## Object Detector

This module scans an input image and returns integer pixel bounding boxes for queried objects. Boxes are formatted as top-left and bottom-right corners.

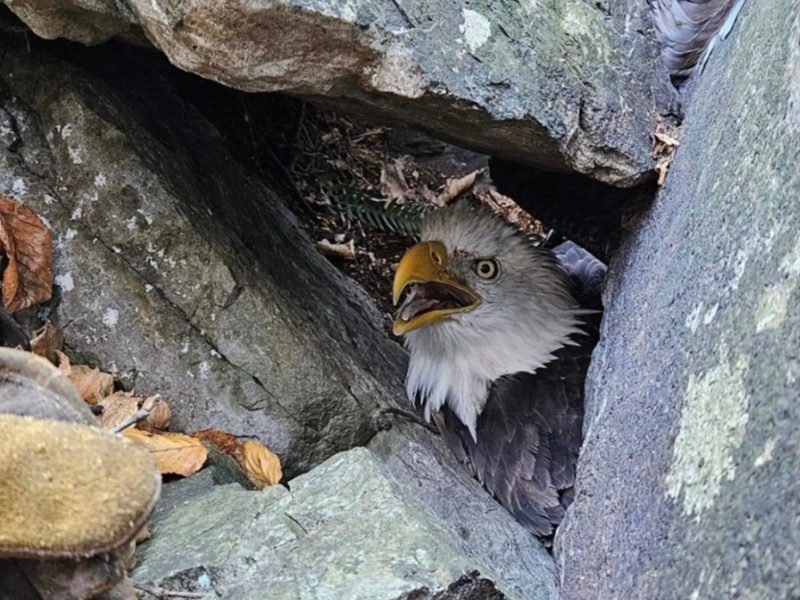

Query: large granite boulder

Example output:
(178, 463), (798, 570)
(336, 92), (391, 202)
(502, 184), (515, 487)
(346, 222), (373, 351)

(557, 2), (800, 598)
(135, 448), (554, 599)
(0, 38), (404, 476)
(2, 0), (675, 186)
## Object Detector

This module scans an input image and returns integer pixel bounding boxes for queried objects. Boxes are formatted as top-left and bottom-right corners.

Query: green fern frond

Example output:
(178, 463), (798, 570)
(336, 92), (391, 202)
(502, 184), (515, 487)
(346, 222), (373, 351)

(337, 193), (425, 238)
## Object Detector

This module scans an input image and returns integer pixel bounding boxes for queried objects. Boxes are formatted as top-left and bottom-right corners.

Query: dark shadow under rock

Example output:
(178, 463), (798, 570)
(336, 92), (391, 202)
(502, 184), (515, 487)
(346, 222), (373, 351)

(401, 571), (507, 600)
(490, 158), (658, 264)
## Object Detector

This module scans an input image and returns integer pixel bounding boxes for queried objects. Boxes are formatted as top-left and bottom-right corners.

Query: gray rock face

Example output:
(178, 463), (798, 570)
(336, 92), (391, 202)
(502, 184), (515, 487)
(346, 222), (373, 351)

(557, 2), (800, 598)
(134, 448), (554, 600)
(1, 0), (137, 45)
(0, 40), (405, 476)
(3, 0), (674, 186)
(370, 426), (555, 600)
(0, 40), (556, 598)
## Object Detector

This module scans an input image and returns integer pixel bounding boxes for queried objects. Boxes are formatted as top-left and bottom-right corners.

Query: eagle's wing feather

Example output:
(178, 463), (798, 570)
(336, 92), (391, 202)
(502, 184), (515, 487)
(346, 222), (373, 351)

(436, 244), (603, 537)
(648, 0), (746, 76)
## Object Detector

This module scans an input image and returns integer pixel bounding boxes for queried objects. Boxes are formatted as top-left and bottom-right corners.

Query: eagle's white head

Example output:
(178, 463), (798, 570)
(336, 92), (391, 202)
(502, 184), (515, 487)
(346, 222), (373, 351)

(392, 201), (584, 439)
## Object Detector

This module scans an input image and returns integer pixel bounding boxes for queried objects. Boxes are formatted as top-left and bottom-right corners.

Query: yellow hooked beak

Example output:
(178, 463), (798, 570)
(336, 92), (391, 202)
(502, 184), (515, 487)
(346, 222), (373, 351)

(392, 241), (481, 336)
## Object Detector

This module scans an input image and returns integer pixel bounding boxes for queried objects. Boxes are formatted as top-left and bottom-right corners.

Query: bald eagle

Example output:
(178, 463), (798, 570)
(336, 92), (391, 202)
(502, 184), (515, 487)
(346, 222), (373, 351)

(392, 201), (605, 536)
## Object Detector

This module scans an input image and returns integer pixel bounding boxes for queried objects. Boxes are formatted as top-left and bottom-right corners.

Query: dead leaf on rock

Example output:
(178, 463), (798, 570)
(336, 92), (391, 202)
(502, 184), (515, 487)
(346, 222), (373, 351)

(241, 440), (283, 488)
(30, 321), (64, 364)
(97, 391), (170, 432)
(134, 524), (151, 544)
(194, 429), (282, 488)
(653, 129), (680, 148)
(67, 364), (114, 405)
(193, 428), (242, 459)
(140, 397), (171, 432)
(53, 350), (114, 406)
(0, 196), (53, 313)
(651, 123), (681, 186)
(56, 349), (71, 374)
(473, 188), (546, 241)
(438, 170), (481, 205)
(97, 391), (140, 430)
(123, 428), (207, 477)
(106, 394), (165, 433)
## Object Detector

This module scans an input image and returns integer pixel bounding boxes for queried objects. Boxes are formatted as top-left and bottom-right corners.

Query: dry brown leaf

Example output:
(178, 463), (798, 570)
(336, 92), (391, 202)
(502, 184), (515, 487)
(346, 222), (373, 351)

(97, 391), (140, 429)
(651, 123), (680, 187)
(655, 157), (672, 186)
(0, 196), (53, 313)
(439, 170), (480, 205)
(316, 239), (356, 261)
(241, 440), (283, 488)
(134, 524), (151, 544)
(123, 428), (207, 477)
(56, 349), (71, 375)
(68, 364), (114, 405)
(653, 129), (680, 149)
(194, 430), (281, 488)
(473, 188), (547, 241)
(193, 428), (242, 459)
(379, 158), (411, 203)
(141, 397), (172, 431)
(56, 349), (114, 404)
(30, 321), (64, 364)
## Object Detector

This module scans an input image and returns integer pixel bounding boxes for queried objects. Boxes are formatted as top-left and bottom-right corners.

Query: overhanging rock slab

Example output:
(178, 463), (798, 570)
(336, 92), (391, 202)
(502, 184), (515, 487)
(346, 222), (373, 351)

(4, 0), (675, 186)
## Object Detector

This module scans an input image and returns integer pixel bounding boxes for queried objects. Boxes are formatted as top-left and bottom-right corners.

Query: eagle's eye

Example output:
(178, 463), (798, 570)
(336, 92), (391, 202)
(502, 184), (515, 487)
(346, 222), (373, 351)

(474, 258), (499, 280)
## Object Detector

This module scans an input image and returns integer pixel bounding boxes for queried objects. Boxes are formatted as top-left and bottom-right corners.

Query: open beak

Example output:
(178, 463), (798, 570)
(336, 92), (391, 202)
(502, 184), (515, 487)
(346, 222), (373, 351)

(392, 241), (481, 336)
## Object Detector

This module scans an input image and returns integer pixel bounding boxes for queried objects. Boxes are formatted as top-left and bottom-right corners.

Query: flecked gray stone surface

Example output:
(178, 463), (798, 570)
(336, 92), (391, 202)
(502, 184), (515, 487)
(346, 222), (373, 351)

(0, 41), (404, 476)
(557, 3), (800, 598)
(135, 448), (555, 600)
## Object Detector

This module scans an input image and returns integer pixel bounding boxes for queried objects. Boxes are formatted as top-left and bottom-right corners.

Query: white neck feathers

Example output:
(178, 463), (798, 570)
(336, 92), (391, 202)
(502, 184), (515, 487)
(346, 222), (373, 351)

(405, 275), (584, 439)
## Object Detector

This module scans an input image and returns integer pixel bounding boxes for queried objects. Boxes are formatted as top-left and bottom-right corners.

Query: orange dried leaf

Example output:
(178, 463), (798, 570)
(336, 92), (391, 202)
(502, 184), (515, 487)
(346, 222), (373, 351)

(30, 321), (64, 364)
(0, 196), (53, 313)
(123, 428), (207, 477)
(68, 364), (114, 405)
(241, 440), (282, 488)
(193, 428), (242, 458)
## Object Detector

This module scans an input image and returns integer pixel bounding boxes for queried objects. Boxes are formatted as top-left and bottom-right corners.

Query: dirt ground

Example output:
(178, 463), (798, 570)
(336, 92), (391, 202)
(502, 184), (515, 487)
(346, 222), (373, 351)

(286, 106), (546, 317)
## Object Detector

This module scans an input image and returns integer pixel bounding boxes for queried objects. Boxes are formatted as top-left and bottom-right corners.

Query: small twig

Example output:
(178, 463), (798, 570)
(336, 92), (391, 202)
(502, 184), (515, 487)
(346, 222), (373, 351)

(112, 395), (160, 434)
(372, 406), (439, 435)
(133, 581), (205, 599)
